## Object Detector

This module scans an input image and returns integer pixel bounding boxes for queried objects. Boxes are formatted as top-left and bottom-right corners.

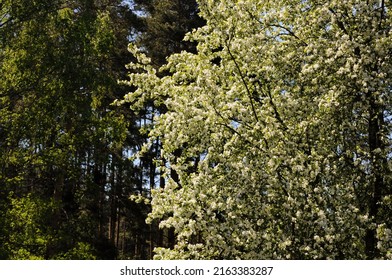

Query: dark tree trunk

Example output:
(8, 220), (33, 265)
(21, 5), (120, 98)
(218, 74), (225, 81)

(365, 94), (385, 259)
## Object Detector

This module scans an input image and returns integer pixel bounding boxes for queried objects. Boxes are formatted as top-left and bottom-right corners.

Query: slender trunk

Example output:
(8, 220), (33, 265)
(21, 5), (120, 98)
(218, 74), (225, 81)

(94, 164), (106, 240)
(365, 95), (385, 259)
(116, 207), (121, 249)
(109, 162), (117, 244)
(46, 168), (65, 258)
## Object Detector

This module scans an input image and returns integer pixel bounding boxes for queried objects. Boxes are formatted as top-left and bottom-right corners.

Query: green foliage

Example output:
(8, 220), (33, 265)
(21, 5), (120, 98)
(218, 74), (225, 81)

(3, 194), (98, 259)
(0, 0), (146, 259)
(56, 242), (97, 260)
(3, 194), (54, 259)
(124, 0), (392, 259)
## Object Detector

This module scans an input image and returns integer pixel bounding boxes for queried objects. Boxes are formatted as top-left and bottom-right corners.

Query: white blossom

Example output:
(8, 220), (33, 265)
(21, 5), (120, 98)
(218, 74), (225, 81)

(122, 0), (392, 259)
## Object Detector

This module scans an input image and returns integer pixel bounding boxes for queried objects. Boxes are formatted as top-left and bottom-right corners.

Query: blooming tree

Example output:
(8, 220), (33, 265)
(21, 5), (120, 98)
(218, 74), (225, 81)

(122, 0), (392, 259)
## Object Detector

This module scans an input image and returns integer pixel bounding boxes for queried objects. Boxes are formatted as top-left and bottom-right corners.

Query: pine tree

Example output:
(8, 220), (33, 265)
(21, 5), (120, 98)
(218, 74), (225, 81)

(134, 0), (205, 66)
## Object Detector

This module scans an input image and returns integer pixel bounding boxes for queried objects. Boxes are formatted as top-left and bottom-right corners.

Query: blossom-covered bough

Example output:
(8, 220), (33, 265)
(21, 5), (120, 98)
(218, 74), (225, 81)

(121, 0), (392, 259)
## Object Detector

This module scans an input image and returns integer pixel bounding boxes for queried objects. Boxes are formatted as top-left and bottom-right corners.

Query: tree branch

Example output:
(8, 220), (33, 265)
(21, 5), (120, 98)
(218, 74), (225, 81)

(269, 24), (308, 46)
(328, 8), (350, 37)
(225, 40), (259, 123)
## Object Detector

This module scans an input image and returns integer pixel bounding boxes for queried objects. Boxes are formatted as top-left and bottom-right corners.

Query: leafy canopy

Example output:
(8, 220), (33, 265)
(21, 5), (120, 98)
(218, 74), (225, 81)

(123, 0), (392, 259)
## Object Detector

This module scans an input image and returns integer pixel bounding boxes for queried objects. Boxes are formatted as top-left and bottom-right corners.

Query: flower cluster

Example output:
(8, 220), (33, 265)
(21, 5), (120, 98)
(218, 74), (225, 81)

(123, 0), (392, 259)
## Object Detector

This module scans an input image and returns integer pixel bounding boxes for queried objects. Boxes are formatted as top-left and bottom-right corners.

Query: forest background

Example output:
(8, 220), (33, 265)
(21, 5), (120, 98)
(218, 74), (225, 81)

(1, 0), (392, 260)
(0, 0), (203, 260)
